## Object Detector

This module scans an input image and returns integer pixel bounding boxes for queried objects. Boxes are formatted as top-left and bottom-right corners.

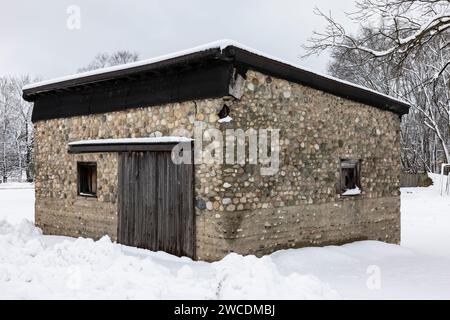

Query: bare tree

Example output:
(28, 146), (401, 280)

(399, 36), (450, 170)
(108, 51), (140, 66)
(78, 50), (140, 72)
(304, 0), (450, 172)
(0, 78), (14, 182)
(9, 76), (36, 181)
(0, 76), (38, 182)
(305, 0), (449, 81)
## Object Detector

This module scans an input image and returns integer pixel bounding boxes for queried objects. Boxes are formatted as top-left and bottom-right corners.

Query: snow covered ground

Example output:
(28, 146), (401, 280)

(0, 183), (34, 224)
(401, 174), (450, 258)
(0, 175), (449, 299)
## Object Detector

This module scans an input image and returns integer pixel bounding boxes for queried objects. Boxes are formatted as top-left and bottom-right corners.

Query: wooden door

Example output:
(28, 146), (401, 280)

(118, 150), (195, 258)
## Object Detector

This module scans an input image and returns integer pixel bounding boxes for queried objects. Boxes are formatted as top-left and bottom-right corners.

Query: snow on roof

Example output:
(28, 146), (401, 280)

(23, 39), (408, 106)
(22, 40), (236, 91)
(68, 137), (193, 146)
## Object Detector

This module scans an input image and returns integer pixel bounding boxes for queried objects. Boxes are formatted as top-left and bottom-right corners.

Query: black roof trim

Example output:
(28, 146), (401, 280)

(225, 46), (410, 116)
(23, 48), (223, 100)
(23, 43), (410, 116)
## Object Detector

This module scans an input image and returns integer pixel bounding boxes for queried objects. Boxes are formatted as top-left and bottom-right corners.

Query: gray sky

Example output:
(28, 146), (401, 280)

(0, 0), (357, 80)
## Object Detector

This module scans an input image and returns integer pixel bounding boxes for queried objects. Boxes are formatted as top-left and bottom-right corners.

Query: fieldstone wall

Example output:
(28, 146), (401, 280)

(33, 99), (224, 241)
(194, 70), (401, 261)
(34, 68), (401, 261)
(34, 150), (118, 240)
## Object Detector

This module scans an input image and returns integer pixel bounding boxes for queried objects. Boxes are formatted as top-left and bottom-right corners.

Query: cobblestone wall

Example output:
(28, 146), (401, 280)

(34, 69), (401, 261)
(34, 99), (223, 241)
(194, 70), (401, 261)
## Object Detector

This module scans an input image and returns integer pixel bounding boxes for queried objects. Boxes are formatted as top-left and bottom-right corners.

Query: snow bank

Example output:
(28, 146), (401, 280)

(0, 186), (34, 224)
(68, 137), (193, 146)
(401, 173), (450, 257)
(0, 220), (338, 299)
(2, 176), (450, 299)
(213, 253), (337, 299)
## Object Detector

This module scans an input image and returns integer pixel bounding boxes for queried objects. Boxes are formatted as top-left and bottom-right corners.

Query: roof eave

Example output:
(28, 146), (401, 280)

(22, 47), (223, 102)
(23, 43), (410, 116)
(225, 46), (410, 116)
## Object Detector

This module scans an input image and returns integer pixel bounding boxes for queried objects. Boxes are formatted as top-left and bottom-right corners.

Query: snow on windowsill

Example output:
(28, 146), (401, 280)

(218, 116), (233, 123)
(68, 136), (194, 146)
(78, 192), (97, 198)
(342, 187), (362, 196)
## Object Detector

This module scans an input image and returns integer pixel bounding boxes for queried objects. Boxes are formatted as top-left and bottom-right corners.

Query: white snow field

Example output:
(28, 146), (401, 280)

(0, 174), (449, 300)
(0, 183), (34, 224)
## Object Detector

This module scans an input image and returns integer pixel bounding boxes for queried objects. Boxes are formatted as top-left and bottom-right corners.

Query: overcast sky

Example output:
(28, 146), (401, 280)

(0, 0), (357, 81)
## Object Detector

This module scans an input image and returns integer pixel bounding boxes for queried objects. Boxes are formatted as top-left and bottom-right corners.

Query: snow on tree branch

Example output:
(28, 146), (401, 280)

(304, 0), (449, 68)
(306, 0), (450, 173)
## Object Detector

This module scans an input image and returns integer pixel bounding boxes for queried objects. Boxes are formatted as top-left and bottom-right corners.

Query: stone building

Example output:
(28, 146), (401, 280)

(22, 40), (409, 261)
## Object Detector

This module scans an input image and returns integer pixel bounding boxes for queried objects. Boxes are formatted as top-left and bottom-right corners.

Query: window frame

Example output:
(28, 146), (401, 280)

(77, 161), (98, 198)
(339, 159), (362, 197)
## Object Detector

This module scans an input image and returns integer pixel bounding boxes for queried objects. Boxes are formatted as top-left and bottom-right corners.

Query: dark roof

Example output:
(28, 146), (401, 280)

(23, 40), (410, 121)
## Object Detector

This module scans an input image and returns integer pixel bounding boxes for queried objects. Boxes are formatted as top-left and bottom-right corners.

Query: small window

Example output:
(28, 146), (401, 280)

(77, 162), (97, 197)
(340, 159), (361, 196)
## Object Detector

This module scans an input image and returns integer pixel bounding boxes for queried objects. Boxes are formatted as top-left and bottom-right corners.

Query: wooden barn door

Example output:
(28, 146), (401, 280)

(118, 150), (195, 258)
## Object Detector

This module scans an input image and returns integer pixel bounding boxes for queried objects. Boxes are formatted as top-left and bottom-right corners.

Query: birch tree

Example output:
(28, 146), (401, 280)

(0, 78), (14, 182)
(9, 76), (36, 181)
(0, 76), (37, 182)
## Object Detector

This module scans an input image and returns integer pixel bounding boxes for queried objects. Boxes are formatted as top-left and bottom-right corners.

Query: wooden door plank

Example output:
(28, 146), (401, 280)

(118, 150), (195, 258)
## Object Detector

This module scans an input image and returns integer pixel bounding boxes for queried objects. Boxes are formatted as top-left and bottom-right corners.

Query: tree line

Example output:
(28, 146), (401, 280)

(0, 76), (36, 182)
